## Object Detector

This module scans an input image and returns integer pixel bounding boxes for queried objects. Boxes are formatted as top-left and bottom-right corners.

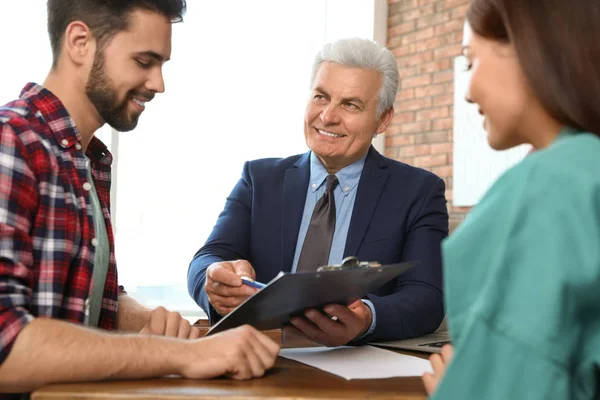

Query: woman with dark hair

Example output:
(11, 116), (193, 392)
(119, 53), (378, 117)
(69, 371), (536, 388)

(421, 0), (600, 398)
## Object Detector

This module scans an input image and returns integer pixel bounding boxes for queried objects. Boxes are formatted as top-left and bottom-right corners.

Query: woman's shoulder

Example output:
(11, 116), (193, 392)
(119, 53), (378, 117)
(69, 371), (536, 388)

(526, 132), (600, 176)
(491, 132), (600, 202)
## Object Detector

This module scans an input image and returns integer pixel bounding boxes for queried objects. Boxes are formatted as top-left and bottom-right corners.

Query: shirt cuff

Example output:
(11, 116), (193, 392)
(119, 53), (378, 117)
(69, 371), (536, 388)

(0, 307), (35, 365)
(355, 299), (376, 341)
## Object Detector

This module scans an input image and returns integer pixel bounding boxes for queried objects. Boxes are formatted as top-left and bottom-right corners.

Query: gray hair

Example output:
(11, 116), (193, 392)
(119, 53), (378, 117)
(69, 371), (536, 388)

(311, 38), (399, 118)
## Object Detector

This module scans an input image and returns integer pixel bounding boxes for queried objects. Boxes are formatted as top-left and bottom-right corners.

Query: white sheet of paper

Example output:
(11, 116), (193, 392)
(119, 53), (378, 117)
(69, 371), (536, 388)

(280, 345), (433, 380)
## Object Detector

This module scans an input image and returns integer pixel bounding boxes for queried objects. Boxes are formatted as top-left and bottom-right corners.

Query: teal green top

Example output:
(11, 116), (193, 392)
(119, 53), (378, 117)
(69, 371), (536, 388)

(85, 160), (110, 328)
(433, 130), (600, 399)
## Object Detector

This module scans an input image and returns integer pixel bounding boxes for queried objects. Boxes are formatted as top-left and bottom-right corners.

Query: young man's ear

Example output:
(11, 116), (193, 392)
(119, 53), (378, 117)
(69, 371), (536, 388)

(62, 21), (95, 66)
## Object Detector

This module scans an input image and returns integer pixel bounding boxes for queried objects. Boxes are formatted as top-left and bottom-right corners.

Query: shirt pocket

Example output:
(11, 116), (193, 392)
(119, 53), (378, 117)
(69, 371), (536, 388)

(54, 170), (83, 258)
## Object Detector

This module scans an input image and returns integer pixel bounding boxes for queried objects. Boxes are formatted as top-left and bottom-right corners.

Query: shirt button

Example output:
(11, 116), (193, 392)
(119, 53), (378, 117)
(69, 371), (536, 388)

(61, 139), (69, 147)
(75, 143), (82, 150)
(83, 182), (92, 191)
(344, 187), (350, 192)
(91, 238), (98, 247)
(312, 184), (317, 188)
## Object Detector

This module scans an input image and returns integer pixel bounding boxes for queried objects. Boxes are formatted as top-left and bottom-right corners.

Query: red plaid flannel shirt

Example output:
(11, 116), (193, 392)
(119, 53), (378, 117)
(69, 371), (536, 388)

(0, 83), (123, 366)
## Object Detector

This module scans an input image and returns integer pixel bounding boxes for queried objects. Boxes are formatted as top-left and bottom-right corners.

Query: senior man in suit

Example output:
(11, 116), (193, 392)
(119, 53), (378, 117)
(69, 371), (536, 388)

(188, 38), (449, 346)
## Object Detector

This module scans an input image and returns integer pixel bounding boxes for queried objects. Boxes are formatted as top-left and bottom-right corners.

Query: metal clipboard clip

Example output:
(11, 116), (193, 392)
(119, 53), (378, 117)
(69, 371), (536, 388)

(316, 256), (382, 272)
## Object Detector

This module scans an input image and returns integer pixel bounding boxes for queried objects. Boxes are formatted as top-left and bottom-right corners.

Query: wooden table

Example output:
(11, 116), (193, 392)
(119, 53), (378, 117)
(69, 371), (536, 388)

(32, 320), (429, 400)
(32, 356), (427, 400)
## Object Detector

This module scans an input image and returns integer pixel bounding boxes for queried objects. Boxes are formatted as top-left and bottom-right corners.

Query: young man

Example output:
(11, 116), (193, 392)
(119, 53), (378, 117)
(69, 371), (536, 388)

(0, 1), (278, 396)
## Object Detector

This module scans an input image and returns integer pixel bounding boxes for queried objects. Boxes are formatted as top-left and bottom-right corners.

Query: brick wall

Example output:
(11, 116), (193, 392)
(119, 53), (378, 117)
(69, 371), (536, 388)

(385, 0), (471, 225)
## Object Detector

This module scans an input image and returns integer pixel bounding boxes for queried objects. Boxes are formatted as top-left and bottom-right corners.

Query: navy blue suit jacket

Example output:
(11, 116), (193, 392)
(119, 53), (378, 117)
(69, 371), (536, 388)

(188, 147), (448, 342)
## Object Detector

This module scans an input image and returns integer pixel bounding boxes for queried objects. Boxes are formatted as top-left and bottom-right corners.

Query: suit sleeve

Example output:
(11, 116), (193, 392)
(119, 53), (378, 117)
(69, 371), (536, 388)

(361, 177), (448, 343)
(187, 161), (253, 323)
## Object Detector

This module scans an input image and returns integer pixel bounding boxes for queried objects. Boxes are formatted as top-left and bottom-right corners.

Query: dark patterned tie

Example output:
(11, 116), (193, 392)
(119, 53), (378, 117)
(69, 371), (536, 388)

(296, 174), (339, 272)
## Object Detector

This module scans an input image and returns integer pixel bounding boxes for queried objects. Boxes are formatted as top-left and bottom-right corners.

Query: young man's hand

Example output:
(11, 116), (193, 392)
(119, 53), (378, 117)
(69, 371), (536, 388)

(140, 306), (202, 339)
(178, 325), (280, 380)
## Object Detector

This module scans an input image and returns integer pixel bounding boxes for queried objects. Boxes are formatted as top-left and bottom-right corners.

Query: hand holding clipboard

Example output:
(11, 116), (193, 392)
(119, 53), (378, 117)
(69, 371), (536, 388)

(206, 257), (416, 336)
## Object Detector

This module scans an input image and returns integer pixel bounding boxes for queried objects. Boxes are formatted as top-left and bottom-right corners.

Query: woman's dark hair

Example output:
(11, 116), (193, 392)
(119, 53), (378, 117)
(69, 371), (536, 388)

(467, 0), (600, 137)
(47, 0), (186, 66)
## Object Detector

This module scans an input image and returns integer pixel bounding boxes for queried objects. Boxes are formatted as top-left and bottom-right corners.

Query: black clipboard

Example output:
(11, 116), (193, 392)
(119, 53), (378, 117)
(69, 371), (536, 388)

(206, 260), (416, 335)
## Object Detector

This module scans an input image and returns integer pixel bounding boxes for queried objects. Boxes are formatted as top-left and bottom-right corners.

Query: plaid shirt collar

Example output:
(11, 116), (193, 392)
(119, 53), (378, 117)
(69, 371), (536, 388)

(21, 82), (113, 166)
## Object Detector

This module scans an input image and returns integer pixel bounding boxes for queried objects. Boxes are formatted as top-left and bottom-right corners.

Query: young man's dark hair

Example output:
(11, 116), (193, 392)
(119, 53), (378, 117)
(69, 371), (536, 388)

(47, 0), (187, 65)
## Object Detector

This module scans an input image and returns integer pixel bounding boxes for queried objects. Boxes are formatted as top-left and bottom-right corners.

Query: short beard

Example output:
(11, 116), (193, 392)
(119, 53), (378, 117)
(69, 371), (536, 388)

(85, 49), (140, 132)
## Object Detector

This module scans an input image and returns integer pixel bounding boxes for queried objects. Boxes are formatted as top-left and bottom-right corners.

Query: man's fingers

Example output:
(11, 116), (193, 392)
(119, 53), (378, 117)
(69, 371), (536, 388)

(215, 307), (235, 316)
(243, 328), (279, 376)
(210, 282), (256, 297)
(209, 265), (243, 287)
(206, 261), (235, 280)
(244, 347), (266, 378)
(165, 312), (183, 337)
(206, 263), (255, 315)
(177, 318), (192, 339)
(212, 304), (239, 316)
(305, 309), (344, 333)
(251, 342), (277, 376)
(189, 326), (203, 339)
(346, 299), (363, 309)
(220, 307), (237, 316)
(228, 362), (251, 381)
(290, 316), (326, 343)
(254, 330), (281, 363)
(231, 260), (256, 280)
(282, 324), (310, 343)
(146, 307), (167, 335)
(323, 304), (357, 326)
(209, 293), (248, 309)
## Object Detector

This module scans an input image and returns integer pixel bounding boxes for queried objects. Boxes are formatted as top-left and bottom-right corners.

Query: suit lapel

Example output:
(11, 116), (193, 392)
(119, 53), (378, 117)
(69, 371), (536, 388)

(344, 147), (390, 257)
(281, 152), (311, 272)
